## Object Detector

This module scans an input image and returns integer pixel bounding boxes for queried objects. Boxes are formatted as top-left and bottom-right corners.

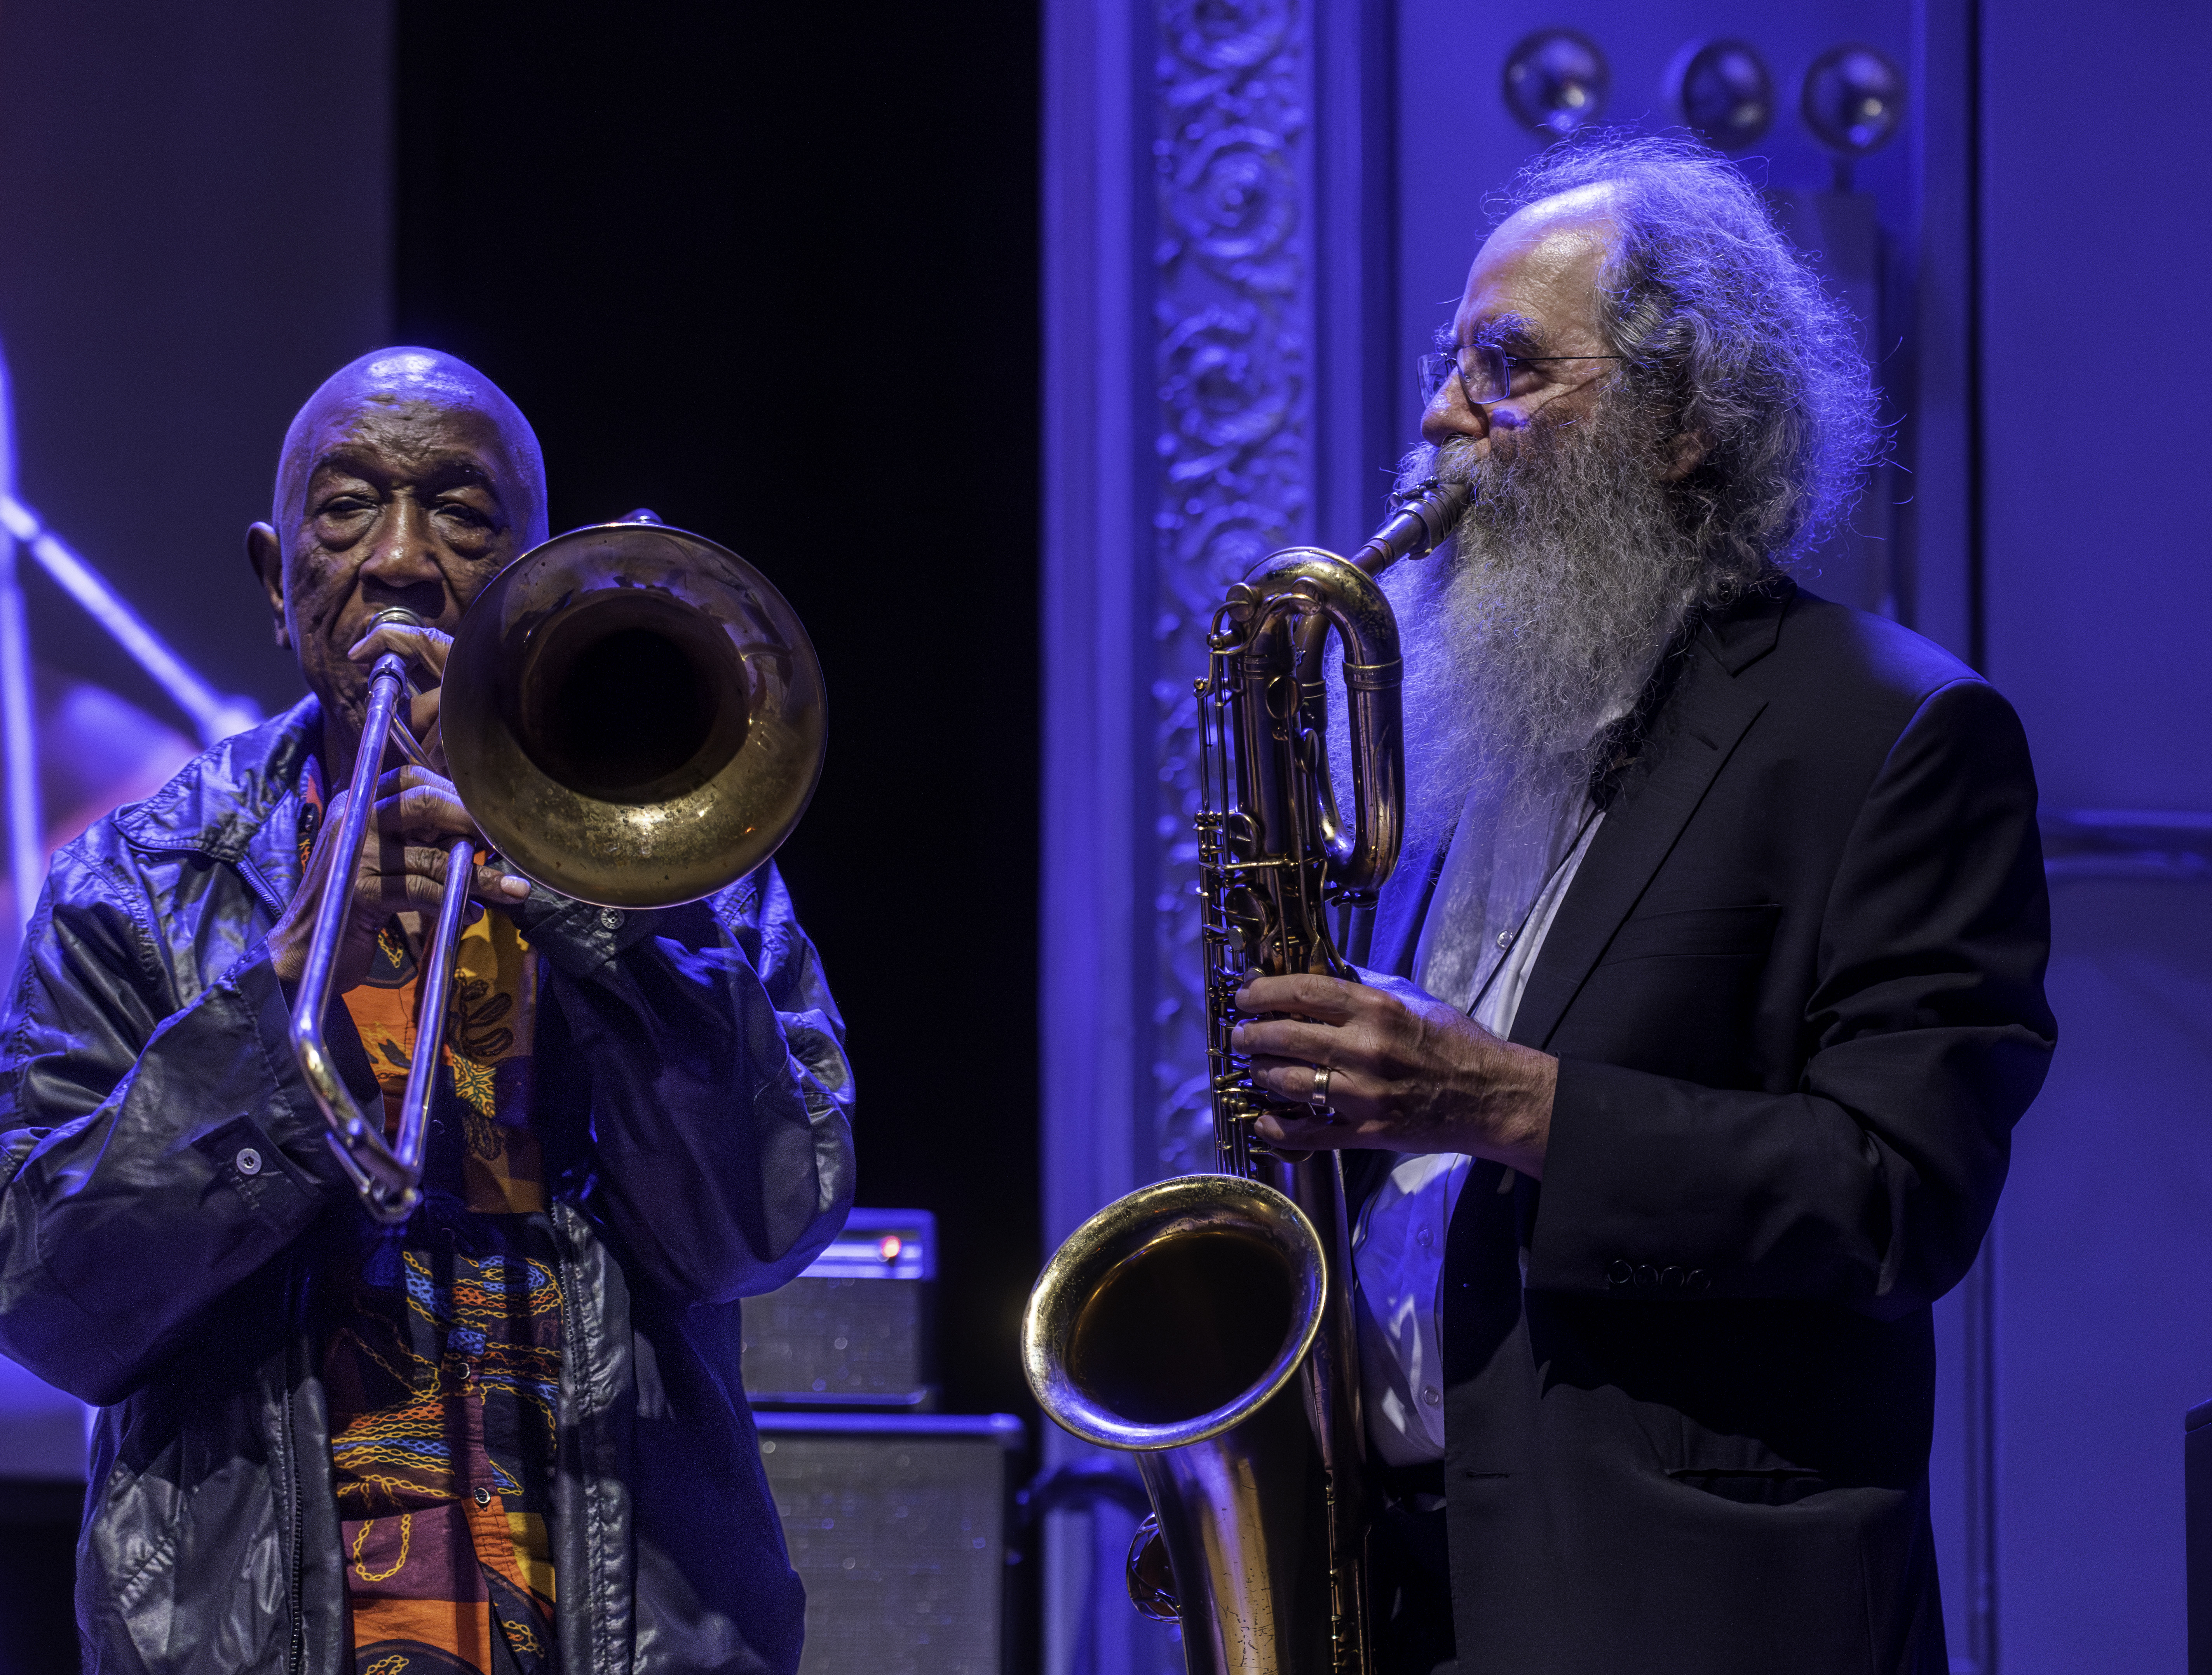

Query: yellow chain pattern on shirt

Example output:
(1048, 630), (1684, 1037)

(350, 1513), (412, 1584)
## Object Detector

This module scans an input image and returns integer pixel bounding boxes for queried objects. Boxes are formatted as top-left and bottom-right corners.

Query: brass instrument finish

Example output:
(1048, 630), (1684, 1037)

(293, 518), (826, 1224)
(290, 638), (436, 1221)
(1024, 479), (1471, 1675)
(444, 521), (824, 908)
(1025, 1175), (1332, 1675)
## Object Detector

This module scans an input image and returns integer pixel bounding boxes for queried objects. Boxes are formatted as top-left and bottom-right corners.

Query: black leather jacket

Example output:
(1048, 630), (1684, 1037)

(0, 698), (856, 1674)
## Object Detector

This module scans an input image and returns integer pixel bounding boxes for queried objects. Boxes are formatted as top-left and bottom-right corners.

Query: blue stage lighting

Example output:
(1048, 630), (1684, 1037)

(1801, 42), (1906, 157)
(1502, 30), (1609, 139)
(1671, 39), (1774, 152)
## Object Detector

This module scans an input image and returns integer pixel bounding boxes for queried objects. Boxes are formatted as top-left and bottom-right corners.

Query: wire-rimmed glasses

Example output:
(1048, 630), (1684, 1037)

(1417, 341), (1624, 407)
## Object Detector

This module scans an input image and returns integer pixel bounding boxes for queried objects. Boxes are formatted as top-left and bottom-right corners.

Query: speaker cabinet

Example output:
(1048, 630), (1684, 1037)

(744, 1209), (937, 1409)
(758, 1412), (1023, 1675)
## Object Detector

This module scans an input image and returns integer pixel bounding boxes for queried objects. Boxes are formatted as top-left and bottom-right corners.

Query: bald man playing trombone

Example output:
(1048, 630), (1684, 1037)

(0, 349), (852, 1675)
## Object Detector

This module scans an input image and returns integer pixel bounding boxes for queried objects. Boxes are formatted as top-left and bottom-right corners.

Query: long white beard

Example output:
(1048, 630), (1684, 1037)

(1377, 406), (1719, 871)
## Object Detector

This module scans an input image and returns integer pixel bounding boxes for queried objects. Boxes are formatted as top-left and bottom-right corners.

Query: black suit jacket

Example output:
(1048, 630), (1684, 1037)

(1356, 583), (2054, 1675)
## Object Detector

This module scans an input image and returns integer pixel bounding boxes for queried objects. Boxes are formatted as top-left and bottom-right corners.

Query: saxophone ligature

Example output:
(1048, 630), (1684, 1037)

(1023, 476), (1471, 1675)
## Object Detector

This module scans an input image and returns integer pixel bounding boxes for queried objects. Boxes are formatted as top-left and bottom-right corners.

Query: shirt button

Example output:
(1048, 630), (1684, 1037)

(598, 907), (626, 932)
(474, 1487), (492, 1508)
(1415, 1225), (1433, 1250)
(1605, 1259), (1633, 1286)
(1495, 929), (1515, 950)
(1687, 1269), (1712, 1293)
(1421, 1386), (1442, 1407)
(1634, 1264), (1660, 1289)
(233, 1147), (262, 1177)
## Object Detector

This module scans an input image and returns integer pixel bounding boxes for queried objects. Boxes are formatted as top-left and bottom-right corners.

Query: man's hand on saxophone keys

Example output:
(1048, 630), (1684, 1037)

(1231, 972), (1556, 1178)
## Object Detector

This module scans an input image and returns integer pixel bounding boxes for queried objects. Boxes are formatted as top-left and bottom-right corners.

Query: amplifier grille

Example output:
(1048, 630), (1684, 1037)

(743, 1210), (937, 1409)
(759, 1415), (1020, 1675)
(743, 1276), (933, 1405)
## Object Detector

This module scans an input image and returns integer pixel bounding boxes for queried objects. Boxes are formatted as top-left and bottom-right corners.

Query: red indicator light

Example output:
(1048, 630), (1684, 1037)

(878, 1235), (902, 1262)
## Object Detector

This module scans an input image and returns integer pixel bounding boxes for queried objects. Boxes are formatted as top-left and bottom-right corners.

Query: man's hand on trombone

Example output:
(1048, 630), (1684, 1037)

(267, 621), (530, 994)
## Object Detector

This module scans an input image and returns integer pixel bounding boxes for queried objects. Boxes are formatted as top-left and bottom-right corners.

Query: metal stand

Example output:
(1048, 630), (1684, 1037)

(0, 352), (42, 940)
(0, 336), (261, 935)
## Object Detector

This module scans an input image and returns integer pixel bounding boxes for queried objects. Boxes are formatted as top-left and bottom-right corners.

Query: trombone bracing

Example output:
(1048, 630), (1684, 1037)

(291, 516), (826, 1224)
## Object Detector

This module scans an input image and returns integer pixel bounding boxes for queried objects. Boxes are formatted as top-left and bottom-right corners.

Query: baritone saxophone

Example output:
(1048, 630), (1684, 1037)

(1023, 477), (1473, 1675)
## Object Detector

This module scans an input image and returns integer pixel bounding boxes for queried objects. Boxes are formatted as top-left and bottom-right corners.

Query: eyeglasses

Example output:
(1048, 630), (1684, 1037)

(1417, 341), (1624, 408)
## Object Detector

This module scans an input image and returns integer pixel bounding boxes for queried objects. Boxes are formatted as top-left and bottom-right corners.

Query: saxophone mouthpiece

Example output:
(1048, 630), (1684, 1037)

(1400, 477), (1473, 554)
(1353, 476), (1474, 573)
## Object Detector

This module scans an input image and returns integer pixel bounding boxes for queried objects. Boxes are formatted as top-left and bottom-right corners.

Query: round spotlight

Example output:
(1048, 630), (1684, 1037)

(1503, 30), (1610, 139)
(1801, 43), (1906, 157)
(1671, 38), (1773, 151)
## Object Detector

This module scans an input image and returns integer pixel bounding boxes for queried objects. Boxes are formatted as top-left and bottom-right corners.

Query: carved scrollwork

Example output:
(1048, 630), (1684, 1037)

(1168, 128), (1299, 272)
(1159, 0), (1292, 74)
(1182, 503), (1280, 583)
(1148, 0), (1311, 1179)
(1159, 304), (1292, 466)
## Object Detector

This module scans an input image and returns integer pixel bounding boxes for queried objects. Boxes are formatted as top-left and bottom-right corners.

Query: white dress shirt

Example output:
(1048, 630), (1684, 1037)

(1351, 787), (1601, 1465)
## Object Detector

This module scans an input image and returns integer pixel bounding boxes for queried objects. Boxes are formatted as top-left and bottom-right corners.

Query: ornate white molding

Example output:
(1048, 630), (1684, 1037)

(1147, 0), (1316, 1178)
(1040, 2), (1390, 1670)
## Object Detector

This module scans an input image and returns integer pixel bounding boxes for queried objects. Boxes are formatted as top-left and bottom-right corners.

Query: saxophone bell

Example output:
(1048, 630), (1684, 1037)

(1022, 1175), (1333, 1674)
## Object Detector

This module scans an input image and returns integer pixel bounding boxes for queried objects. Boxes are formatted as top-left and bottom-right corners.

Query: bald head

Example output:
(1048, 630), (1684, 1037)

(272, 348), (547, 546)
(1486, 181), (1621, 260)
(248, 348), (552, 748)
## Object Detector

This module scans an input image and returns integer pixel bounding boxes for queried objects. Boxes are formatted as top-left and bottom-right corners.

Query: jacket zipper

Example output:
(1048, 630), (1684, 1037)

(239, 807), (306, 1673)
(284, 1380), (305, 1675)
(284, 1264), (307, 1675)
(552, 1205), (594, 1675)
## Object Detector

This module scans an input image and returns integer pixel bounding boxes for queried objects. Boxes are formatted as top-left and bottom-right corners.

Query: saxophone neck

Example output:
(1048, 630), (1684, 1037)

(1347, 477), (1473, 575)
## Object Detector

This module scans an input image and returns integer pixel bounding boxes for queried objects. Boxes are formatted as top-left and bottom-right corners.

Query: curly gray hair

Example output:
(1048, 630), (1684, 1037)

(1500, 131), (1881, 582)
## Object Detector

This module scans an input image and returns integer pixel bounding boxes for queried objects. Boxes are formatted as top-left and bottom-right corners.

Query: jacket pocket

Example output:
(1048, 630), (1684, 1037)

(1595, 902), (1782, 966)
(1572, 904), (1783, 1087)
(1667, 1466), (1832, 1507)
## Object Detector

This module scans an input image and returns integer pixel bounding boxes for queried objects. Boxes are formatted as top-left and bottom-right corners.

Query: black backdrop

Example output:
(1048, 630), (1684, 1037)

(392, 0), (1043, 1423)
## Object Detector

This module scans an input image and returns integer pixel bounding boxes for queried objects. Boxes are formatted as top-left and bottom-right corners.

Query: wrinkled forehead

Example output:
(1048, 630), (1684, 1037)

(279, 386), (531, 517)
(296, 390), (514, 467)
(1458, 187), (1621, 345)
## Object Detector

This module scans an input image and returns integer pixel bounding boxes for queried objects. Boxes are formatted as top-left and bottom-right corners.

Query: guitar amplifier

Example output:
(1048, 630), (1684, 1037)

(742, 1208), (937, 1409)
(758, 1412), (1023, 1675)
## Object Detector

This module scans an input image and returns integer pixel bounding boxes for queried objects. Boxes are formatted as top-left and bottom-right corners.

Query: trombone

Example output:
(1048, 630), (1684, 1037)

(289, 515), (827, 1223)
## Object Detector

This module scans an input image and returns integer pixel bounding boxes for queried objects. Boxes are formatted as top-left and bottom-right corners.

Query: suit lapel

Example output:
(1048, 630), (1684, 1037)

(1364, 824), (1452, 979)
(1509, 644), (1767, 1050)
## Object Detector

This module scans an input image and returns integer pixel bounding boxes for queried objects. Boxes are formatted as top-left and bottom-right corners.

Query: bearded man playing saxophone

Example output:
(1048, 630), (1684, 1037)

(1231, 136), (2054, 1675)
(0, 349), (853, 1674)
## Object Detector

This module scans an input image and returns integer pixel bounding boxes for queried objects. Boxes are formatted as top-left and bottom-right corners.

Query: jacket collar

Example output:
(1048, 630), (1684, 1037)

(1507, 585), (1785, 1049)
(110, 693), (320, 907)
(1696, 573), (1792, 675)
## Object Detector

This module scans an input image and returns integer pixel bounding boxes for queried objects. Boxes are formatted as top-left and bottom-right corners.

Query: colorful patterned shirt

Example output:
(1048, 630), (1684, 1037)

(299, 759), (565, 1675)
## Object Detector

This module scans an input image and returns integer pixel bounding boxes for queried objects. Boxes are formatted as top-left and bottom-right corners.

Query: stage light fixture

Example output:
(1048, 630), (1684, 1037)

(1801, 42), (1906, 157)
(1671, 38), (1773, 151)
(1502, 29), (1609, 139)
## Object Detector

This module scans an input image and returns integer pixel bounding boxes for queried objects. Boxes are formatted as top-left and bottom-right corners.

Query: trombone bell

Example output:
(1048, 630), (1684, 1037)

(442, 520), (826, 909)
